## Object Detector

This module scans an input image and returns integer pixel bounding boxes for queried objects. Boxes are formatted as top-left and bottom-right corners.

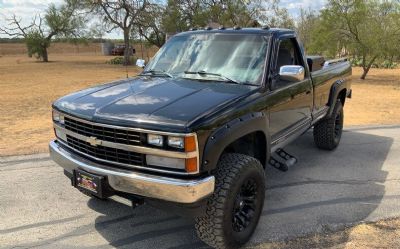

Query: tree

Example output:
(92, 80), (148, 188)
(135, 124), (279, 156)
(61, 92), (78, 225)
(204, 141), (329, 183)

(206, 0), (266, 27)
(162, 0), (267, 34)
(162, 0), (207, 33)
(135, 3), (166, 48)
(296, 8), (321, 52)
(85, 0), (149, 65)
(263, 0), (295, 29)
(0, 0), (85, 62)
(162, 0), (189, 33)
(305, 0), (400, 79)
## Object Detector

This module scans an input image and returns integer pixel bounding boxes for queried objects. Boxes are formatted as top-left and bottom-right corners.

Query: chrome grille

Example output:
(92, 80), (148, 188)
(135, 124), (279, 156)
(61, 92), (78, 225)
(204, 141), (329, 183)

(66, 135), (144, 166)
(64, 117), (142, 146)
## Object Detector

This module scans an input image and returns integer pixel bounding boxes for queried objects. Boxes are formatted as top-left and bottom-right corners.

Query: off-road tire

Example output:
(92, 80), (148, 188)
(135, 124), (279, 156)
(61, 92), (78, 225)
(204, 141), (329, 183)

(195, 153), (266, 249)
(313, 100), (344, 150)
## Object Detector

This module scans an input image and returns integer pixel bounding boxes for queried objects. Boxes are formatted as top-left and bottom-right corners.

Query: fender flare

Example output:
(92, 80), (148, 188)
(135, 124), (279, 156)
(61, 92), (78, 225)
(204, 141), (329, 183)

(201, 112), (270, 172)
(327, 79), (348, 117)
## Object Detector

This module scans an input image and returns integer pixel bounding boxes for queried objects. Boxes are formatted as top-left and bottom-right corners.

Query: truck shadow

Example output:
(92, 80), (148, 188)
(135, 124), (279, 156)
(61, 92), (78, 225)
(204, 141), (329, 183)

(88, 128), (393, 249)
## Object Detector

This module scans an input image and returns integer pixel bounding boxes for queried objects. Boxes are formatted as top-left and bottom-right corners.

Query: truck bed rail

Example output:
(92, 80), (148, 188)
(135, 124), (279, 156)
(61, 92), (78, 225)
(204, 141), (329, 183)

(323, 57), (349, 68)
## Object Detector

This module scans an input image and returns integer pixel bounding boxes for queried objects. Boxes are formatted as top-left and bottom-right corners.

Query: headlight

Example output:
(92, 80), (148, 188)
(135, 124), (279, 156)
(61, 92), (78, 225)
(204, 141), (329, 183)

(52, 110), (60, 122)
(147, 134), (164, 147)
(147, 133), (198, 173)
(52, 110), (65, 125)
(168, 136), (184, 149)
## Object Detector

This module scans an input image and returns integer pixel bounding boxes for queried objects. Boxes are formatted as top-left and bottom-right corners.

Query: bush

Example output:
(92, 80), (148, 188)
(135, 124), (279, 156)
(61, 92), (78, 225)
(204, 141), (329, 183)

(380, 60), (398, 69)
(350, 58), (363, 67)
(25, 30), (50, 61)
(106, 56), (137, 65)
(350, 58), (398, 69)
(106, 57), (124, 65)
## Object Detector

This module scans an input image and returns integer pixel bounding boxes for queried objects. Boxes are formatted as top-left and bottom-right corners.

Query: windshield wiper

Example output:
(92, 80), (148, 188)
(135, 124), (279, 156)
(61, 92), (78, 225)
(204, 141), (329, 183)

(184, 70), (241, 84)
(140, 70), (173, 78)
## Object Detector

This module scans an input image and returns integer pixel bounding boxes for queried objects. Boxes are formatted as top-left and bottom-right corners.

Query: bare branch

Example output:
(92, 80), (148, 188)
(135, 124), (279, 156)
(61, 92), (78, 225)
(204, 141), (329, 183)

(0, 14), (35, 37)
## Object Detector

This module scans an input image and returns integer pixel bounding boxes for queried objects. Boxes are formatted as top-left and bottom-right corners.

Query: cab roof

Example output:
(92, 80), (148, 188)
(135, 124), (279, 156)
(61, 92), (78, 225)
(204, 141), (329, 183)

(176, 27), (295, 36)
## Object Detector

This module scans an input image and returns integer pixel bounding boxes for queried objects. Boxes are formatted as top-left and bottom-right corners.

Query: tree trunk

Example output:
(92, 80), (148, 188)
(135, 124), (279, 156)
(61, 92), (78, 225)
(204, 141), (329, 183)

(360, 67), (370, 80)
(42, 47), (49, 62)
(360, 55), (378, 80)
(123, 29), (131, 66)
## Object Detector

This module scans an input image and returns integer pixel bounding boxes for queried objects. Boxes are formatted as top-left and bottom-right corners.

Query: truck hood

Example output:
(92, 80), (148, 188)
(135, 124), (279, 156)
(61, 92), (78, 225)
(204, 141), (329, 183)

(53, 76), (257, 131)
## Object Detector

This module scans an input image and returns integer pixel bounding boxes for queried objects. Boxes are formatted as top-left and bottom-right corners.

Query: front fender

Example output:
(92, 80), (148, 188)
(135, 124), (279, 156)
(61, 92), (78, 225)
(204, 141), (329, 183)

(201, 112), (270, 172)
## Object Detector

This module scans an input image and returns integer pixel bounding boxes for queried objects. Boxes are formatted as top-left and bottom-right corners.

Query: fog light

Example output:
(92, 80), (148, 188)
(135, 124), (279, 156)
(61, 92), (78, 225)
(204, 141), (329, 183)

(55, 128), (67, 141)
(146, 155), (185, 169)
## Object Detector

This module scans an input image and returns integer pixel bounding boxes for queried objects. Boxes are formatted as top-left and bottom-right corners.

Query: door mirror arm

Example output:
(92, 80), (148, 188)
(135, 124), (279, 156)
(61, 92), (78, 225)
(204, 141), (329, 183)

(269, 73), (280, 91)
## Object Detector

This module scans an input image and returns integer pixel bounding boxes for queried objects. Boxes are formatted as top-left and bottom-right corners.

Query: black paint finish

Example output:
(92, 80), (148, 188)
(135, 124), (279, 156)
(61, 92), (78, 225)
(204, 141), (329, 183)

(53, 28), (352, 176)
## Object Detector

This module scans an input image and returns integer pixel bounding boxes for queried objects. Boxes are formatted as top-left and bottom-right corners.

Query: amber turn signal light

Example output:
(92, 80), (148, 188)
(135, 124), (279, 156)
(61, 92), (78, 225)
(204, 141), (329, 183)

(185, 157), (198, 173)
(185, 136), (197, 152)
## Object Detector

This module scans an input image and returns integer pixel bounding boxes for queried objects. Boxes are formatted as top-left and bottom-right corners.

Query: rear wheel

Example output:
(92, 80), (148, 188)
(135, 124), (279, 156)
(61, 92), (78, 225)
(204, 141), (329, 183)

(195, 153), (265, 249)
(313, 100), (344, 150)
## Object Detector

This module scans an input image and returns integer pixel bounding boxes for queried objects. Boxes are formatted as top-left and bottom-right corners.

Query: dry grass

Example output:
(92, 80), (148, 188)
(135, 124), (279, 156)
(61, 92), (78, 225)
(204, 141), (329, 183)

(250, 218), (400, 249)
(0, 54), (399, 156)
(0, 42), (159, 59)
(345, 67), (400, 125)
(0, 42), (102, 56)
(0, 54), (141, 156)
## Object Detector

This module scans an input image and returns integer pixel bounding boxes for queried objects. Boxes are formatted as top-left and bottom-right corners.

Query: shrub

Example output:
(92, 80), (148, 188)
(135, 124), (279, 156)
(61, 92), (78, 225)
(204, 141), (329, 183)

(106, 56), (136, 65)
(351, 58), (398, 69)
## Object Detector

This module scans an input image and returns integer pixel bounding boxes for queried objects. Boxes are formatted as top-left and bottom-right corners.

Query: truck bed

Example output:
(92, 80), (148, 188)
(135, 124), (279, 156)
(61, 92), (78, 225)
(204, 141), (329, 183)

(310, 58), (352, 113)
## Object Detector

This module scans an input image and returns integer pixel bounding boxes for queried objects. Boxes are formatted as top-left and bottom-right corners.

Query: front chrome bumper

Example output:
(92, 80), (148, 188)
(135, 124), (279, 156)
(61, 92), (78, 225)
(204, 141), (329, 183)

(49, 140), (215, 203)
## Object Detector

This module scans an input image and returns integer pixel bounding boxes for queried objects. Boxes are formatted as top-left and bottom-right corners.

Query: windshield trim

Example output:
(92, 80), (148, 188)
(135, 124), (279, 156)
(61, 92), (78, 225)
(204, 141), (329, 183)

(261, 35), (272, 90)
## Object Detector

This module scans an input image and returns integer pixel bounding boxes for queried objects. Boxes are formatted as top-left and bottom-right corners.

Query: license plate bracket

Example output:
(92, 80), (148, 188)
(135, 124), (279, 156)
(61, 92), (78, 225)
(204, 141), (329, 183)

(73, 169), (111, 198)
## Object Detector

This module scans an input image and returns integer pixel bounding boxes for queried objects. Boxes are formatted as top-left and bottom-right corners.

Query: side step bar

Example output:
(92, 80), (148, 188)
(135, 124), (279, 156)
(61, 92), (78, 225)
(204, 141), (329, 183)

(268, 148), (297, 172)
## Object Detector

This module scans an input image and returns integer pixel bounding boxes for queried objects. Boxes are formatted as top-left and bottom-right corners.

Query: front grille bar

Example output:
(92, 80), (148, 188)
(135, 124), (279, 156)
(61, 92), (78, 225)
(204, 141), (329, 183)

(64, 117), (142, 146)
(66, 135), (144, 166)
(52, 113), (200, 175)
(55, 123), (197, 159)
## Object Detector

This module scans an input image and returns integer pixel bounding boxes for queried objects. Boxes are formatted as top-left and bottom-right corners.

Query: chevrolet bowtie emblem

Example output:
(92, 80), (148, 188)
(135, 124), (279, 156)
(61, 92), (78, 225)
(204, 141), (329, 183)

(87, 136), (102, 147)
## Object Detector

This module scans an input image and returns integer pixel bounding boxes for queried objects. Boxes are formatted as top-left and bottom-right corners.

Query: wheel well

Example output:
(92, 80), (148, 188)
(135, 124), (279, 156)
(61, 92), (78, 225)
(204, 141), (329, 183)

(338, 89), (347, 106)
(222, 131), (267, 167)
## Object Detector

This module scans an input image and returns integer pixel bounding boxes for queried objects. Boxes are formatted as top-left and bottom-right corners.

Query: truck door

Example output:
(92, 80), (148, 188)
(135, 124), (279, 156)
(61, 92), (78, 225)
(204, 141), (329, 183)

(267, 37), (313, 144)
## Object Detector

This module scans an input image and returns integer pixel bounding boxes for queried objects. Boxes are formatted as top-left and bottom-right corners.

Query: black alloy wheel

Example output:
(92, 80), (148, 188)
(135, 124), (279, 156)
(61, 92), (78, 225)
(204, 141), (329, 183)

(232, 178), (259, 233)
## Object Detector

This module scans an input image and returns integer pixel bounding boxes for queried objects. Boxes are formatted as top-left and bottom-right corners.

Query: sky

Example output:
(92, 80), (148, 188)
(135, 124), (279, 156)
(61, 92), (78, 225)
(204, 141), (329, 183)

(0, 0), (327, 39)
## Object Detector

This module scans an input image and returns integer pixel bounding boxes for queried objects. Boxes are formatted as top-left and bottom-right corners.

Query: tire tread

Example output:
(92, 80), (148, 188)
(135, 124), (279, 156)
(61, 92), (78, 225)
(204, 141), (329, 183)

(195, 153), (265, 249)
(313, 100), (343, 150)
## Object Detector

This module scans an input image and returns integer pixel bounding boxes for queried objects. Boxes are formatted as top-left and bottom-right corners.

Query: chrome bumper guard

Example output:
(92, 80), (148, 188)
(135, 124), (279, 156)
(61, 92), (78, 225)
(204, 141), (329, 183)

(49, 140), (215, 203)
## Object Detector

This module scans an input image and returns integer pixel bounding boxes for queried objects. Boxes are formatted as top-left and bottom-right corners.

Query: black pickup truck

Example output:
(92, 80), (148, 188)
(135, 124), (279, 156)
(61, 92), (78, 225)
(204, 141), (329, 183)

(50, 27), (351, 248)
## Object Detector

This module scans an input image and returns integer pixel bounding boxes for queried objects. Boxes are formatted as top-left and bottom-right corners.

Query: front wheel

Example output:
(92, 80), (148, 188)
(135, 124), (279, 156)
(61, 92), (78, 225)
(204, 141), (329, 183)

(313, 100), (344, 150)
(195, 153), (265, 249)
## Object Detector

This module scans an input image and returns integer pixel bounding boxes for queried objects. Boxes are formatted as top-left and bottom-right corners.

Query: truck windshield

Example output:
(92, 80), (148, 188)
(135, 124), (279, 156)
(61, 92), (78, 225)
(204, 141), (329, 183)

(145, 33), (269, 85)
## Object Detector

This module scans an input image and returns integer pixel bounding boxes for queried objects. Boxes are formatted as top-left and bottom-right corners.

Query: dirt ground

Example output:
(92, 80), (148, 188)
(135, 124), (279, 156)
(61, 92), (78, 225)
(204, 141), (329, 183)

(1, 54), (400, 156)
(0, 54), (142, 156)
(251, 218), (400, 249)
(346, 67), (400, 125)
